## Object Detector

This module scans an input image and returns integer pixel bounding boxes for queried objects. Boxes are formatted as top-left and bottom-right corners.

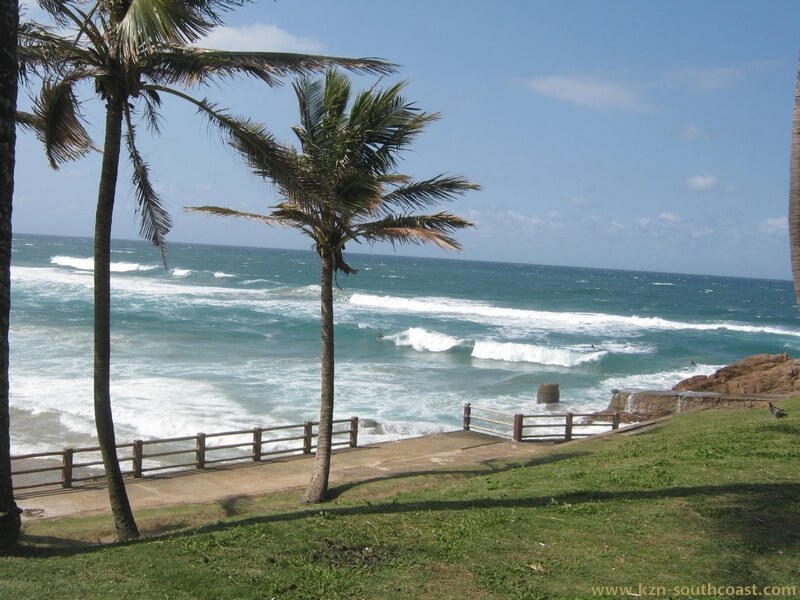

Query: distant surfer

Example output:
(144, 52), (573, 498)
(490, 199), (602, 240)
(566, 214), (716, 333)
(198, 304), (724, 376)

(690, 360), (696, 366)
(378, 333), (384, 340)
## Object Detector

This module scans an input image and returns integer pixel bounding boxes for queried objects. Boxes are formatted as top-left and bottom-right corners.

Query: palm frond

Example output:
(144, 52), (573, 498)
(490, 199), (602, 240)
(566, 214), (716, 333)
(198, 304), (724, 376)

(36, 0), (79, 27)
(146, 47), (395, 88)
(333, 171), (384, 215)
(320, 69), (351, 133)
(32, 76), (93, 167)
(184, 205), (283, 226)
(347, 81), (439, 174)
(270, 205), (323, 239)
(18, 22), (97, 79)
(15, 110), (39, 132)
(292, 75), (328, 150)
(357, 212), (475, 251)
(141, 88), (163, 134)
(177, 0), (247, 24)
(380, 174), (482, 214)
(146, 86), (313, 206)
(124, 109), (172, 261)
(116, 0), (218, 60)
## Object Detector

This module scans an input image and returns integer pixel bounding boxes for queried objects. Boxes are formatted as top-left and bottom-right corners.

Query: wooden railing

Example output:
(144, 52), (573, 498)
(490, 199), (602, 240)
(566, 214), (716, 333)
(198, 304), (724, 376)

(11, 417), (359, 493)
(462, 404), (619, 441)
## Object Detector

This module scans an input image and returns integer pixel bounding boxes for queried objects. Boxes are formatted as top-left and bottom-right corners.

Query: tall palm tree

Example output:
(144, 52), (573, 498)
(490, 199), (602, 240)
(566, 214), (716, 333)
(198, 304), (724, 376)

(0, 0), (21, 551)
(790, 58), (800, 310)
(19, 1), (392, 540)
(189, 70), (480, 503)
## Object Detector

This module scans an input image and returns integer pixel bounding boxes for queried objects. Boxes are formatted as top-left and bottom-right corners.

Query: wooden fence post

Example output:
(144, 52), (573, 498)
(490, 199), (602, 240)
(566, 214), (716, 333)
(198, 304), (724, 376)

(349, 417), (359, 448)
(196, 433), (206, 469)
(612, 412), (620, 430)
(303, 421), (314, 454)
(133, 440), (143, 478)
(253, 428), (263, 462)
(463, 403), (471, 430)
(62, 447), (74, 489)
(565, 413), (574, 441)
(513, 413), (523, 442)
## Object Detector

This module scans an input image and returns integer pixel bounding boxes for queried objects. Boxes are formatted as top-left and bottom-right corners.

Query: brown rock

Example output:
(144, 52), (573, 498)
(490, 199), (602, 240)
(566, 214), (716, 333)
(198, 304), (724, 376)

(673, 353), (800, 395)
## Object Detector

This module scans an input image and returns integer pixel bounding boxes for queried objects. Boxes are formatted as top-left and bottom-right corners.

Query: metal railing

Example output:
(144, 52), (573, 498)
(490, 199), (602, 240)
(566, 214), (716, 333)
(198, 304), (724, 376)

(11, 417), (359, 492)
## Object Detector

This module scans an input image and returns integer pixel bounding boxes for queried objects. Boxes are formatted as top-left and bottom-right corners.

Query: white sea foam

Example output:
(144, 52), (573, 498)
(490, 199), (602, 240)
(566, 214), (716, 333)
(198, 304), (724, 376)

(214, 271), (236, 278)
(171, 268), (193, 278)
(51, 255), (160, 273)
(356, 420), (446, 444)
(600, 364), (725, 393)
(11, 238), (800, 458)
(13, 265), (318, 318)
(242, 279), (273, 285)
(388, 328), (461, 352)
(50, 255), (94, 270)
(12, 275), (313, 327)
(349, 293), (800, 338)
(472, 341), (604, 367)
(11, 266), (93, 298)
(8, 371), (270, 454)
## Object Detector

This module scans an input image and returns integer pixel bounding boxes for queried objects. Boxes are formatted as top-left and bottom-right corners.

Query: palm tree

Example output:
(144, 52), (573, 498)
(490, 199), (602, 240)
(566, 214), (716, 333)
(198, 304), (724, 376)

(0, 0), (21, 550)
(189, 70), (480, 503)
(19, 1), (392, 540)
(790, 58), (800, 310)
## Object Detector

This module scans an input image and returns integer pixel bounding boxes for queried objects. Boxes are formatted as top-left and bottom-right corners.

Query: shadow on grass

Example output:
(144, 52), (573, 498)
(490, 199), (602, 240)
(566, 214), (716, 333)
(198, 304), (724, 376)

(10, 451), (588, 554)
(324, 449), (592, 500)
(14, 480), (800, 571)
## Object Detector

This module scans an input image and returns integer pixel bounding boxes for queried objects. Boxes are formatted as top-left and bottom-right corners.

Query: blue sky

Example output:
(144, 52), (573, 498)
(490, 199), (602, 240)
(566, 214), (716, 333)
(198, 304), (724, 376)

(13, 0), (800, 279)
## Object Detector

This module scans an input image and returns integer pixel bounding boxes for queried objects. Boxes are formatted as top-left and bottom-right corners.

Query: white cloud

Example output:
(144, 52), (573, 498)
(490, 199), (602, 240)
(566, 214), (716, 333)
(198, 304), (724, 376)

(659, 212), (682, 223)
(667, 66), (745, 92)
(502, 210), (544, 229)
(608, 220), (625, 233)
(522, 75), (652, 111)
(686, 174), (718, 192)
(676, 124), (707, 142)
(198, 23), (325, 53)
(690, 225), (714, 238)
(760, 217), (788, 235)
(153, 182), (178, 195)
(568, 195), (590, 206)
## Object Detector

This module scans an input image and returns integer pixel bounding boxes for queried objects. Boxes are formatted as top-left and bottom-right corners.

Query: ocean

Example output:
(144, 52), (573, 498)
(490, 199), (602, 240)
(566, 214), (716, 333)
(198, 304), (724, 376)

(8, 233), (800, 457)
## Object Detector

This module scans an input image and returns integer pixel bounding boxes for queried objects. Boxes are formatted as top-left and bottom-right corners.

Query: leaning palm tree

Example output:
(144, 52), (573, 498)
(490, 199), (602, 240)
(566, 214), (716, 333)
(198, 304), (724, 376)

(0, 0), (21, 550)
(189, 70), (480, 503)
(18, 1), (392, 540)
(790, 58), (800, 310)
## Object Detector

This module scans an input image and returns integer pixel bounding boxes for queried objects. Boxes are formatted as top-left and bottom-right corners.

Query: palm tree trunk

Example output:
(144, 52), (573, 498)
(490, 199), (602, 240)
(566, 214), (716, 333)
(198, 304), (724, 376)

(0, 0), (21, 550)
(302, 250), (335, 504)
(95, 95), (139, 541)
(790, 58), (800, 311)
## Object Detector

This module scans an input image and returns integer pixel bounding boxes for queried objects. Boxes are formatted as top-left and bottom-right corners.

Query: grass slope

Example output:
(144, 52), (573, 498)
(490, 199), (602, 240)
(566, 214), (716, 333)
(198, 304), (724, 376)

(2, 399), (799, 599)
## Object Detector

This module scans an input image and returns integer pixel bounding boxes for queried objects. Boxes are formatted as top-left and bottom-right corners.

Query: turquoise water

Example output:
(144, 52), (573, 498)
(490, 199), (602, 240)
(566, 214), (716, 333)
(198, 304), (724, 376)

(9, 233), (800, 455)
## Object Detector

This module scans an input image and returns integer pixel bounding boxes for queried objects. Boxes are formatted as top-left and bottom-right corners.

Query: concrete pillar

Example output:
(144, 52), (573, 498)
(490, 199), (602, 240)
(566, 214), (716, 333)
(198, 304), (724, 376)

(537, 383), (560, 404)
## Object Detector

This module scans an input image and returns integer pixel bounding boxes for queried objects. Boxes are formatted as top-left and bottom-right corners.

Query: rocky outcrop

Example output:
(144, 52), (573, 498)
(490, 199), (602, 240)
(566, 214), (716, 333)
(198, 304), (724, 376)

(607, 389), (774, 417)
(604, 353), (798, 420)
(673, 353), (800, 395)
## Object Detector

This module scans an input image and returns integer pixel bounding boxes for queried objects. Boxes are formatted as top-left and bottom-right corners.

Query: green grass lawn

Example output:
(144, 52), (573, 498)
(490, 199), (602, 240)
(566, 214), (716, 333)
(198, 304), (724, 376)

(2, 399), (799, 599)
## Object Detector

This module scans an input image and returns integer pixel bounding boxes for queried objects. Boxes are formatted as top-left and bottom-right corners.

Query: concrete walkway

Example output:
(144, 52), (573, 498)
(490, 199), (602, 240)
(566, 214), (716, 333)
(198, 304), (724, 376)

(16, 431), (566, 521)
